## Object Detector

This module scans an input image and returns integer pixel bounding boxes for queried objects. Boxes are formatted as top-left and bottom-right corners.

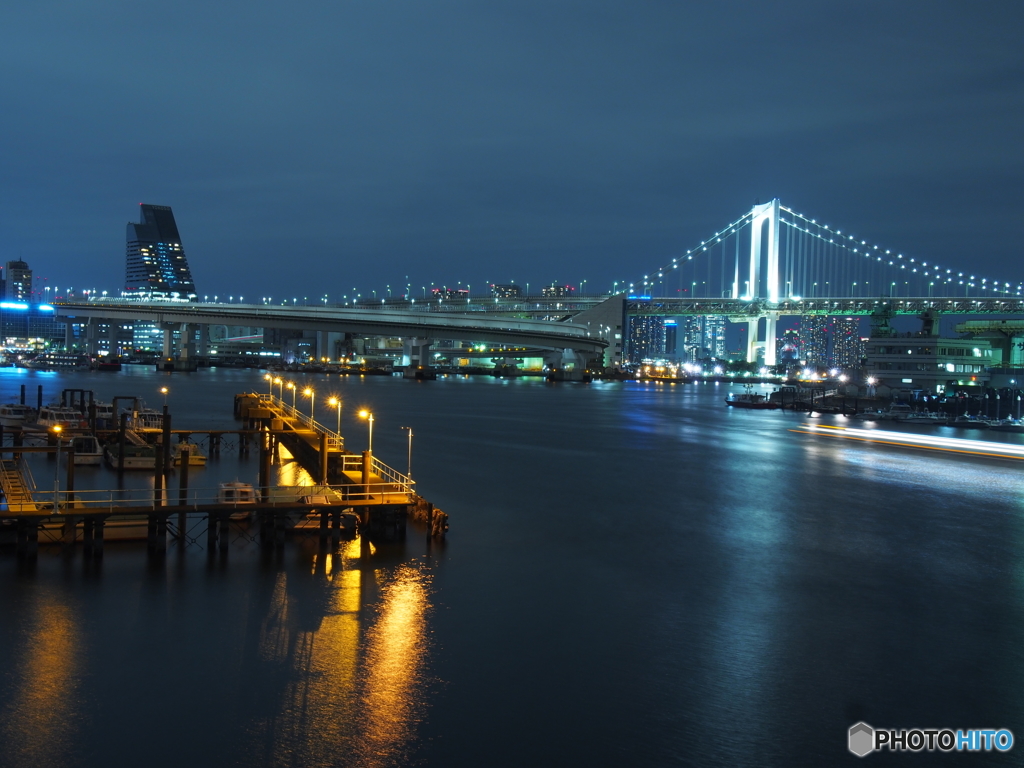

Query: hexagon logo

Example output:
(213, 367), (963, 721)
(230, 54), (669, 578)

(849, 722), (875, 757)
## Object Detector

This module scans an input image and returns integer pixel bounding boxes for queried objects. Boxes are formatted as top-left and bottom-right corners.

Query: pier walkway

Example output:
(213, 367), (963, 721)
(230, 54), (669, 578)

(0, 392), (438, 557)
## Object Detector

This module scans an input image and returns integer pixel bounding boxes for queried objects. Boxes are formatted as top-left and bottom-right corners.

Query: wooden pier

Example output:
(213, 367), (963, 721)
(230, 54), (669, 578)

(0, 392), (448, 558)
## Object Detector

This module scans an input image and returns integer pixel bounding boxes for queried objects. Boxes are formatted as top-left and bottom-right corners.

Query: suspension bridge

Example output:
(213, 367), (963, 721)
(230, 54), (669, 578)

(616, 198), (1024, 365)
(50, 198), (1024, 369)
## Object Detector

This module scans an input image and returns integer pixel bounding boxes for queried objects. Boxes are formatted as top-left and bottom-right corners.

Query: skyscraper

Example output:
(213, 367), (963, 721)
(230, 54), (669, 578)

(678, 315), (727, 362)
(4, 260), (32, 301)
(831, 317), (866, 369)
(125, 204), (197, 298)
(800, 315), (830, 365)
(627, 316), (665, 363)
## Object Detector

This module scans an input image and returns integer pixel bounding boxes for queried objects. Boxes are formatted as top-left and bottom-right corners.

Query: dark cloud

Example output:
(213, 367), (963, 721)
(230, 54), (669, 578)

(1, 0), (1022, 298)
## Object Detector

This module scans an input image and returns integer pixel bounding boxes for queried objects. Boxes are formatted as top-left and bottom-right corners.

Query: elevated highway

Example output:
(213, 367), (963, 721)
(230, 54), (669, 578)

(54, 301), (610, 354)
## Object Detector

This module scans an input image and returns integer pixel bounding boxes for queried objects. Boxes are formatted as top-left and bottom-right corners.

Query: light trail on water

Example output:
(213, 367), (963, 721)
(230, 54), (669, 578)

(791, 423), (1024, 461)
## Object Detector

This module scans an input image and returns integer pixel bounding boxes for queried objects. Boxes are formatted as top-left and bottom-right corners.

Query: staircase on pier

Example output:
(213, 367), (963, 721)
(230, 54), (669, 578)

(0, 458), (38, 513)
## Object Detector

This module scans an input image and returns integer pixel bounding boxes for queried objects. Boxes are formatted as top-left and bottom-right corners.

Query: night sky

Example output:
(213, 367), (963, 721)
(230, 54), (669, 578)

(2, 1), (1022, 301)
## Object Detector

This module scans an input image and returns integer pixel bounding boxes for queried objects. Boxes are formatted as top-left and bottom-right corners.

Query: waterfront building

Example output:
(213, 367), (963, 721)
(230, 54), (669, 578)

(663, 320), (678, 358)
(705, 316), (726, 359)
(4, 260), (33, 301)
(0, 302), (64, 350)
(800, 315), (829, 365)
(778, 327), (801, 362)
(678, 316), (726, 362)
(831, 317), (866, 370)
(627, 316), (665, 363)
(864, 336), (999, 392)
(125, 204), (197, 298)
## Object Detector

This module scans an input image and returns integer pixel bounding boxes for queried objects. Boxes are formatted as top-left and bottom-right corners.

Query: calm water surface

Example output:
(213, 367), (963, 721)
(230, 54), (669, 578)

(1, 367), (1022, 767)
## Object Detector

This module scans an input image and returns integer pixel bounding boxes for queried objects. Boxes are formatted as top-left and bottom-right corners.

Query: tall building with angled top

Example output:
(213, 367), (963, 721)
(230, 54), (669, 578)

(125, 204), (197, 298)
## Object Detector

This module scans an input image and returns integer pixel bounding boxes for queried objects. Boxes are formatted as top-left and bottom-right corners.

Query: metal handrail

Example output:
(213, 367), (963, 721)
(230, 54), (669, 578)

(19, 481), (413, 513)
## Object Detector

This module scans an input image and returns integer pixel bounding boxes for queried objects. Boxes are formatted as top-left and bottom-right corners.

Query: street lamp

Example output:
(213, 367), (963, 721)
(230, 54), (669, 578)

(263, 373), (272, 395)
(287, 382), (296, 409)
(274, 376), (283, 400)
(160, 387), (168, 407)
(359, 410), (374, 453)
(304, 387), (315, 421)
(399, 426), (413, 477)
(328, 396), (342, 435)
(52, 425), (62, 512)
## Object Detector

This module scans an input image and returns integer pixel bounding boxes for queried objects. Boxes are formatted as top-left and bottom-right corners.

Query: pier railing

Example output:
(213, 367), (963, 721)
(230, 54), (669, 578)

(257, 394), (345, 451)
(252, 394), (414, 489)
(10, 481), (414, 515)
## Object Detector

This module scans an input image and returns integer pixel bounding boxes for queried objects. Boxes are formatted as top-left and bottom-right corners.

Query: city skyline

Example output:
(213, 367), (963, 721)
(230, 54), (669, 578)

(2, 3), (1023, 299)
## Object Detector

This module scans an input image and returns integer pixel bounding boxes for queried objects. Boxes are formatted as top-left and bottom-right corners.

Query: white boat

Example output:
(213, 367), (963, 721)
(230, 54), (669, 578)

(899, 412), (946, 424)
(70, 435), (103, 465)
(219, 482), (255, 504)
(37, 405), (89, 430)
(219, 481), (255, 520)
(0, 404), (36, 427)
(103, 443), (158, 469)
(173, 443), (207, 466)
(92, 401), (116, 428)
(877, 403), (914, 420)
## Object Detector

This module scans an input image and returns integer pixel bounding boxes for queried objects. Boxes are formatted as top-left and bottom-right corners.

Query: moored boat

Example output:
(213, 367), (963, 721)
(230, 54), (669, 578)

(37, 405), (89, 430)
(219, 481), (256, 520)
(988, 419), (1024, 433)
(70, 434), (103, 465)
(173, 443), (207, 466)
(0, 403), (36, 428)
(945, 415), (989, 430)
(725, 391), (778, 409)
(104, 443), (158, 469)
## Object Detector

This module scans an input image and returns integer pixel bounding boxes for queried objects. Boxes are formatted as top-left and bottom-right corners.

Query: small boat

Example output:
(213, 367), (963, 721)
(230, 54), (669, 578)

(70, 434), (103, 465)
(104, 443), (158, 469)
(219, 482), (255, 504)
(945, 415), (989, 430)
(876, 403), (913, 421)
(20, 353), (91, 370)
(92, 401), (116, 428)
(219, 482), (255, 520)
(173, 443), (207, 466)
(0, 403), (36, 427)
(725, 390), (778, 409)
(93, 358), (122, 372)
(898, 412), (946, 424)
(988, 419), (1024, 433)
(37, 405), (89, 430)
(128, 408), (164, 430)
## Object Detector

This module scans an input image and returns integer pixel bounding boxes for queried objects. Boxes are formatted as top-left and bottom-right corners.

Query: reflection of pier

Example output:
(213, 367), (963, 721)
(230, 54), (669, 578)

(0, 392), (447, 558)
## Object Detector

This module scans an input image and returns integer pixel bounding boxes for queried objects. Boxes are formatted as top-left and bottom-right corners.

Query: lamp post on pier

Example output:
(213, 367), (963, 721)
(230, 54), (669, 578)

(287, 382), (296, 409)
(263, 373), (272, 396)
(274, 377), (283, 401)
(399, 426), (413, 478)
(52, 425), (62, 513)
(304, 387), (315, 422)
(359, 410), (374, 453)
(328, 397), (342, 436)
(160, 387), (168, 407)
